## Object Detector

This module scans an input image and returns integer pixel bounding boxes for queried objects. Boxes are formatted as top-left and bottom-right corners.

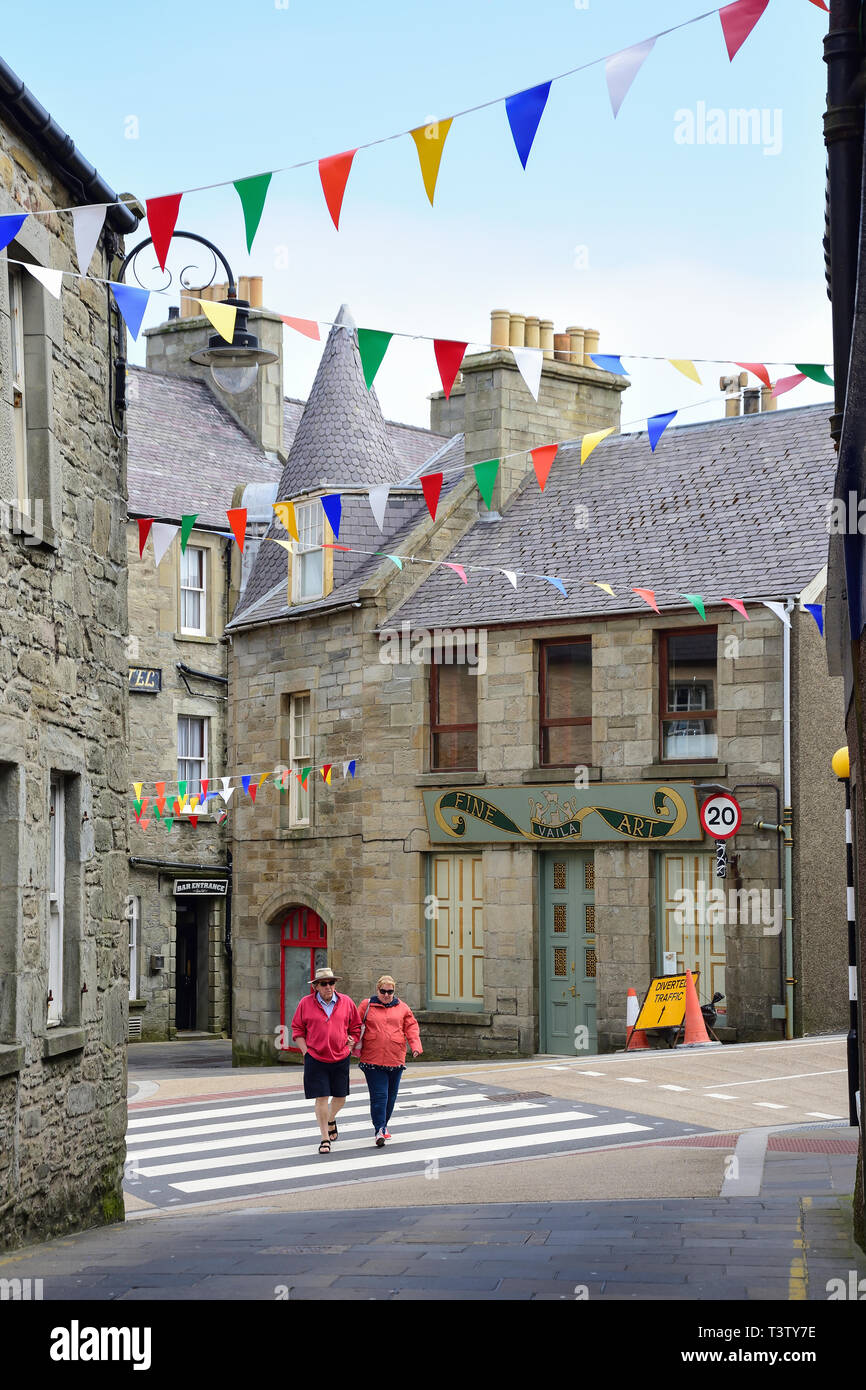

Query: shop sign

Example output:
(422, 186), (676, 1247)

(173, 879), (228, 896)
(423, 783), (702, 845)
(128, 667), (161, 693)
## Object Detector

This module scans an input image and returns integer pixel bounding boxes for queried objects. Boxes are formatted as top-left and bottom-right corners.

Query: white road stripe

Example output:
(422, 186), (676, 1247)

(659, 1085), (689, 1092)
(171, 1122), (650, 1193)
(700, 1069), (846, 1090)
(705, 1093), (737, 1100)
(140, 1109), (601, 1177)
(806, 1112), (844, 1119)
(617, 1077), (648, 1084)
(754, 1102), (787, 1110)
(127, 1084), (449, 1129)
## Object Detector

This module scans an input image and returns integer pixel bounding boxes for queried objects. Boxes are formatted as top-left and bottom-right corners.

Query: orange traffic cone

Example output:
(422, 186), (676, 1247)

(679, 970), (721, 1049)
(625, 987), (650, 1050)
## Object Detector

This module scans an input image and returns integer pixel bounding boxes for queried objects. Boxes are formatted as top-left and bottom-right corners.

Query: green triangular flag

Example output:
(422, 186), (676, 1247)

(233, 173), (272, 253)
(794, 363), (833, 387)
(301, 767), (312, 788)
(386, 554), (403, 570)
(163, 815), (174, 832)
(473, 458), (500, 509)
(682, 593), (707, 621)
(357, 329), (393, 390)
(180, 515), (198, 553)
(178, 780), (187, 802)
(133, 798), (143, 816)
(153, 804), (162, 821)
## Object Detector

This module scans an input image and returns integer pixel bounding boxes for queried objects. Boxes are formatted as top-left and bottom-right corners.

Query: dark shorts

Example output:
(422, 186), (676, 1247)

(303, 1052), (351, 1099)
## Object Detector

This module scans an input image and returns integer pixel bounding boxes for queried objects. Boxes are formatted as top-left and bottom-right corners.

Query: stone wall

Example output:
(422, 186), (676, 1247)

(0, 122), (131, 1248)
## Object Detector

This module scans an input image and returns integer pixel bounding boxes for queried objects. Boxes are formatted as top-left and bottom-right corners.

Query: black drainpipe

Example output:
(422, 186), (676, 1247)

(225, 848), (233, 1039)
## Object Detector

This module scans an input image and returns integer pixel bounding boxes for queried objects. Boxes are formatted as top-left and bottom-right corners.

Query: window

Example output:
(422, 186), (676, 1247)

(428, 854), (483, 1007)
(180, 546), (207, 635)
(128, 896), (140, 1000)
(48, 777), (65, 1025)
(292, 501), (324, 603)
(660, 630), (718, 760)
(540, 640), (592, 766)
(178, 716), (208, 799)
(431, 660), (477, 770)
(289, 693), (312, 827)
(9, 266), (27, 503)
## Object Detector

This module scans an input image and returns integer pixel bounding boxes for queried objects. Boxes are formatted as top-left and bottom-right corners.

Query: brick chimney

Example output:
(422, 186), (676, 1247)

(143, 276), (285, 453)
(430, 310), (629, 511)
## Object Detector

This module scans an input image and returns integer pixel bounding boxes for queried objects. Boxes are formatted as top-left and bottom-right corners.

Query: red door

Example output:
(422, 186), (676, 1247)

(279, 907), (328, 1050)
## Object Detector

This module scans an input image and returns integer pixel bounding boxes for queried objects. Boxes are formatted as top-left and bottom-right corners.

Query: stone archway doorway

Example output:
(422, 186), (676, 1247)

(279, 906), (328, 1051)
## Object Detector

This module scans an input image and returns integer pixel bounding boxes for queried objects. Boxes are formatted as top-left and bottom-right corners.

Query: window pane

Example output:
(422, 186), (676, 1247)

(181, 589), (200, 630)
(545, 643), (591, 720)
(666, 632), (716, 713)
(542, 723), (592, 766)
(299, 549), (323, 600)
(435, 664), (477, 727)
(433, 729), (477, 770)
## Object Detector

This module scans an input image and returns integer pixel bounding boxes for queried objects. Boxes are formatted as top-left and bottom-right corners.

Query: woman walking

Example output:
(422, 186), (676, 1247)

(355, 975), (422, 1146)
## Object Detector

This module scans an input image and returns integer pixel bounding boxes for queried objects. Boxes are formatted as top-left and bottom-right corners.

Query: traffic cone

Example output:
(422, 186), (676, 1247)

(625, 987), (650, 1050)
(679, 970), (721, 1048)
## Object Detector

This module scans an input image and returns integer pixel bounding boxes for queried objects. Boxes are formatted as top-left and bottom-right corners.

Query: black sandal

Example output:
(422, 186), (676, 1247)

(328, 1120), (338, 1140)
(318, 1138), (331, 1154)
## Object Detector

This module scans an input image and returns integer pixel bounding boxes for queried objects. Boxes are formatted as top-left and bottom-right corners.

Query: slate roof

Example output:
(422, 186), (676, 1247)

(284, 397), (448, 479)
(389, 403), (837, 631)
(126, 368), (281, 527)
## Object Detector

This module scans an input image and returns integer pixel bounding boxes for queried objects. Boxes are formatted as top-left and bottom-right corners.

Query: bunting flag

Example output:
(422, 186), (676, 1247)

(227, 508), (247, 551)
(347, 760), (356, 778)
(504, 81), (552, 168)
(110, 282), (150, 340)
(722, 597), (750, 619)
(155, 782), (166, 814)
(72, 206), (105, 276)
(197, 298), (236, 344)
(593, 582), (617, 597)
(151, 523), (179, 567)
(605, 37), (657, 118)
(322, 765), (333, 784)
(735, 361), (771, 388)
(502, 570), (518, 589)
(434, 339), (467, 398)
(319, 149), (357, 230)
(357, 328), (393, 390)
(421, 473), (443, 521)
(794, 362), (834, 386)
(0, 213), (27, 250)
(162, 814), (174, 832)
(258, 771), (270, 790)
(668, 359), (702, 385)
(648, 411), (677, 452)
(137, 519), (153, 558)
(273, 500), (299, 542)
(367, 485), (389, 531)
(219, 777), (235, 803)
(807, 0), (829, 8)
(234, 172), (272, 252)
(180, 515), (198, 553)
(590, 354), (628, 376)
(719, 0), (770, 62)
(581, 427), (615, 465)
(633, 587), (660, 614)
(214, 808), (228, 825)
(410, 118), (453, 204)
(300, 767), (311, 788)
(321, 494), (342, 540)
(531, 444), (557, 491)
(762, 600), (791, 627)
(682, 593), (707, 621)
(805, 603), (824, 635)
(146, 193), (182, 272)
(772, 372), (807, 397)
(242, 775), (255, 801)
(544, 577), (567, 598)
(473, 458), (500, 509)
(281, 315), (320, 340)
(25, 264), (63, 299)
(200, 779), (209, 802)
(511, 346), (543, 401)
(133, 782), (143, 802)
(178, 780), (187, 804)
(445, 563), (468, 584)
(386, 554), (403, 570)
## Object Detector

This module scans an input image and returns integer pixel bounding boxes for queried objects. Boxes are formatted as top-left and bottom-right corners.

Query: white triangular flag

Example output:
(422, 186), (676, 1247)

(24, 263), (63, 299)
(72, 205), (106, 276)
(511, 346), (543, 402)
(502, 570), (518, 589)
(367, 485), (389, 531)
(218, 777), (235, 804)
(762, 601), (791, 628)
(605, 37), (657, 118)
(343, 761), (350, 779)
(151, 523), (179, 567)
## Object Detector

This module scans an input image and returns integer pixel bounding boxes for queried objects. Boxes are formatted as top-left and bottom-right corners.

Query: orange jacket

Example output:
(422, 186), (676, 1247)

(355, 997), (422, 1067)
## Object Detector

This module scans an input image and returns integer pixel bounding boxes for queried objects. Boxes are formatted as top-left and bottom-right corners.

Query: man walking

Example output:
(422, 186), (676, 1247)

(291, 968), (362, 1154)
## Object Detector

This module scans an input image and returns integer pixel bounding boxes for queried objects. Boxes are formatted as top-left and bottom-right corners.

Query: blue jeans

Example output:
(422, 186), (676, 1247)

(360, 1064), (404, 1133)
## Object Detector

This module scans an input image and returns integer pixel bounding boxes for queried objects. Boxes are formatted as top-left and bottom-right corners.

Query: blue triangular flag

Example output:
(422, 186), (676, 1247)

(805, 603), (824, 636)
(321, 493), (342, 540)
(648, 410), (677, 452)
(242, 775), (252, 797)
(505, 81), (552, 169)
(589, 354), (629, 376)
(348, 760), (356, 778)
(0, 214), (27, 251)
(543, 576), (567, 598)
(110, 282), (150, 340)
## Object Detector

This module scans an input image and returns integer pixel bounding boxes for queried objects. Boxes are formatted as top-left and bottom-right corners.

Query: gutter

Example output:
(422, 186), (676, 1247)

(128, 858), (229, 873)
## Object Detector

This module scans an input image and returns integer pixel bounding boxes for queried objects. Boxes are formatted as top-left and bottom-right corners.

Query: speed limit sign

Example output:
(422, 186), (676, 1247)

(700, 794), (741, 840)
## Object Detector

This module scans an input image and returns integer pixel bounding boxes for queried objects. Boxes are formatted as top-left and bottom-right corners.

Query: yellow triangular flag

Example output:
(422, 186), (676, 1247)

(273, 501), (299, 542)
(581, 427), (615, 465)
(133, 782), (143, 801)
(197, 298), (236, 344)
(410, 118), (453, 205)
(593, 582), (616, 597)
(668, 358), (702, 385)
(258, 772), (269, 789)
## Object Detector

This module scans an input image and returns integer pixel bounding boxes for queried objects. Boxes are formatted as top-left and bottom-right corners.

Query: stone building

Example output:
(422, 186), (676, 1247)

(227, 308), (848, 1063)
(0, 61), (138, 1247)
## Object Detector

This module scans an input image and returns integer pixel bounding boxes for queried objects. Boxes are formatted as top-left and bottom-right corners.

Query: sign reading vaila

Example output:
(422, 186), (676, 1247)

(423, 783), (702, 844)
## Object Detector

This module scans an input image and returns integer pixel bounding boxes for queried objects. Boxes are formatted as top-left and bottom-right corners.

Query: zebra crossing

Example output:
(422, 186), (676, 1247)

(125, 1076), (705, 1207)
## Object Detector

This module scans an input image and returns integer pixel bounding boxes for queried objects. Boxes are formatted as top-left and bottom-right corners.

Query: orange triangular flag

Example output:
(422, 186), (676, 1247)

(632, 587), (660, 614)
(281, 315), (320, 341)
(319, 150), (357, 229)
(531, 445), (557, 491)
(273, 501), (299, 542)
(735, 361), (771, 388)
(227, 508), (247, 552)
(410, 119), (453, 204)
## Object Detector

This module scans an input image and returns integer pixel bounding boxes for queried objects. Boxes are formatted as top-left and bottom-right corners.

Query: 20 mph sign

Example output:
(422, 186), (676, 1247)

(700, 794), (741, 840)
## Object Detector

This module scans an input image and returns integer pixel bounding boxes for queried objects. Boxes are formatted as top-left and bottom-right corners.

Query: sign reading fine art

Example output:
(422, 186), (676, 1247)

(423, 784), (702, 844)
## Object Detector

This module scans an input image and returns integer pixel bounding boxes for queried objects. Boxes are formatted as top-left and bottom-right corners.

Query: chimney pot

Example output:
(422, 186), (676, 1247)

(490, 310), (510, 349)
(248, 276), (263, 309)
(566, 325), (584, 368)
(509, 313), (526, 348)
(761, 384), (777, 412)
(553, 333), (571, 363)
(524, 315), (540, 349)
(583, 328), (600, 366)
(539, 319), (554, 360)
(743, 387), (761, 414)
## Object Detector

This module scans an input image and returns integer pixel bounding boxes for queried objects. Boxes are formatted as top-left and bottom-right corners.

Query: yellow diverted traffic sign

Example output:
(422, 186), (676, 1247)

(634, 975), (691, 1031)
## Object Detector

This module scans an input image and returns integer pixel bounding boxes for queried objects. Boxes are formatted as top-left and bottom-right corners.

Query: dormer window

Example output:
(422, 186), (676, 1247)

(292, 499), (324, 603)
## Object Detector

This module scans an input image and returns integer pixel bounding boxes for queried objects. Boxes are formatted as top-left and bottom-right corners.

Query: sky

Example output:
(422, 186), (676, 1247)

(3, 0), (834, 433)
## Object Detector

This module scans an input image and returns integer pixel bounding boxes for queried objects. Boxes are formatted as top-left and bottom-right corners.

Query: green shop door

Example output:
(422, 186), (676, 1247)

(540, 852), (597, 1055)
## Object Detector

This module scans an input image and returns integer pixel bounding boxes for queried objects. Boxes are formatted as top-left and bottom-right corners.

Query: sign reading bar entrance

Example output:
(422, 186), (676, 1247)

(173, 879), (228, 896)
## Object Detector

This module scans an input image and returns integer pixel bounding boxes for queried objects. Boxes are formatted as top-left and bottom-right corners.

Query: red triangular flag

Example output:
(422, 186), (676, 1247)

(200, 779), (209, 801)
(188, 815), (198, 828)
(137, 519), (153, 558)
(146, 193), (182, 272)
(633, 587), (660, 614)
(722, 597), (750, 620)
(249, 783), (257, 803)
(735, 361), (771, 388)
(227, 508), (247, 552)
(433, 340), (467, 399)
(421, 473), (444, 521)
(281, 315), (320, 340)
(319, 150), (357, 230)
(531, 445), (558, 491)
(719, 0), (770, 61)
(172, 798), (182, 817)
